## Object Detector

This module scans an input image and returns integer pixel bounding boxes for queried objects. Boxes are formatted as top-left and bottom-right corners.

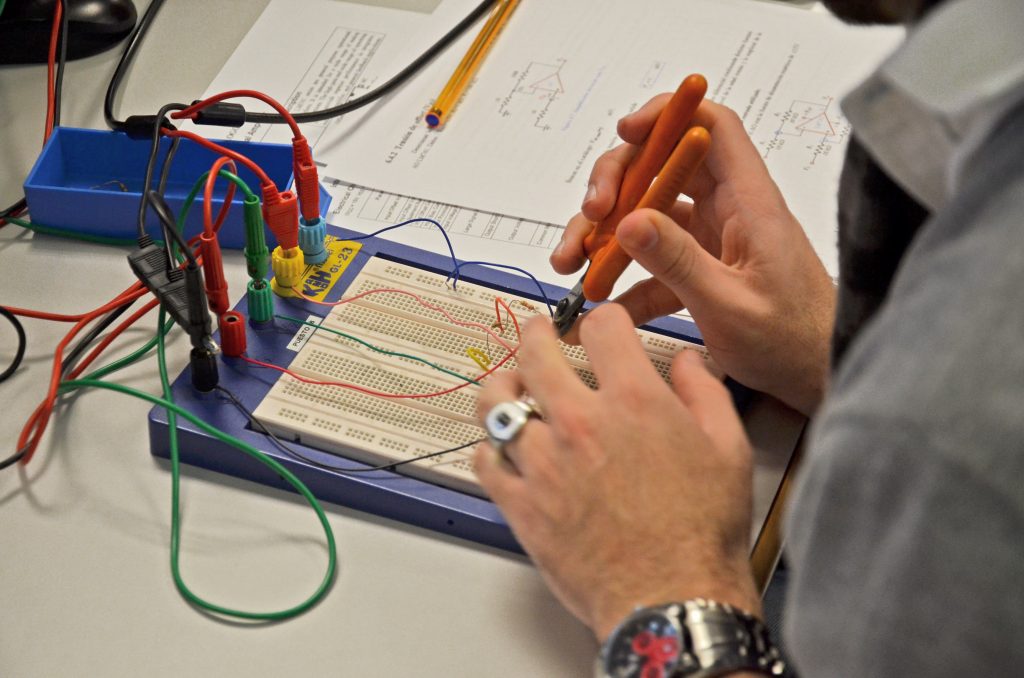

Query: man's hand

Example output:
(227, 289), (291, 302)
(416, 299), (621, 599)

(554, 99), (835, 416)
(474, 305), (762, 642)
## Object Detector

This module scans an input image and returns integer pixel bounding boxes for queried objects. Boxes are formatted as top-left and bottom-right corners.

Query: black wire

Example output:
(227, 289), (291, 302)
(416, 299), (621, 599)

(102, 0), (494, 130)
(157, 138), (180, 196)
(0, 445), (29, 472)
(0, 198), (27, 221)
(52, 0), (69, 127)
(62, 110), (180, 380)
(147, 191), (197, 268)
(137, 103), (185, 238)
(104, 0), (167, 131)
(214, 385), (484, 476)
(59, 301), (134, 378)
(0, 307), (29, 470)
(156, 137), (182, 265)
(0, 306), (27, 384)
(245, 0), (495, 125)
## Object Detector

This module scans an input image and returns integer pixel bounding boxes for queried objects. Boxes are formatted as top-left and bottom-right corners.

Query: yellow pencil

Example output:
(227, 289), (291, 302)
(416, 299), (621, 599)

(425, 0), (520, 128)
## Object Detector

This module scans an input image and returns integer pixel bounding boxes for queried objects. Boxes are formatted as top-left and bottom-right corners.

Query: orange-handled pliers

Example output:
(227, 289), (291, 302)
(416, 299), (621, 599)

(553, 74), (710, 336)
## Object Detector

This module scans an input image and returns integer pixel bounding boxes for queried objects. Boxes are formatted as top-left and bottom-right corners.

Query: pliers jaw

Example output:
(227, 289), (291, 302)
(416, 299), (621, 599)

(552, 275), (587, 337)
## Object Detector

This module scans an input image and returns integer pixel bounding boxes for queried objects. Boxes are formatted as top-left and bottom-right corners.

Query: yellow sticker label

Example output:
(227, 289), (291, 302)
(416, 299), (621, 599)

(297, 237), (362, 301)
(466, 347), (492, 371)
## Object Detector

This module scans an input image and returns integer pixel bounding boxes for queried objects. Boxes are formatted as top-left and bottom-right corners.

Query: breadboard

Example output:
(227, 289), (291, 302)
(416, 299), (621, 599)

(254, 257), (711, 497)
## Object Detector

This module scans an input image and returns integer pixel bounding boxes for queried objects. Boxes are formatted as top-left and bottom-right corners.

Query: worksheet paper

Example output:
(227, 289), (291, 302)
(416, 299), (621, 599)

(200, 0), (902, 281)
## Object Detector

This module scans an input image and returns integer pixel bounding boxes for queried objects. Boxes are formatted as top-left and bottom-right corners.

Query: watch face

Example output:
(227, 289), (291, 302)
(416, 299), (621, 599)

(603, 610), (683, 678)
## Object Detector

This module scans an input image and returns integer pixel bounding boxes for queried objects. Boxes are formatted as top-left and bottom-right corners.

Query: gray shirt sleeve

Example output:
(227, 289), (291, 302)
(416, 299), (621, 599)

(783, 108), (1024, 675)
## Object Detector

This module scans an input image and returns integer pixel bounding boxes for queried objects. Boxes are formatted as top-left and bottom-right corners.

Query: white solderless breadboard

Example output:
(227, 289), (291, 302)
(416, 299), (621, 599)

(253, 257), (712, 498)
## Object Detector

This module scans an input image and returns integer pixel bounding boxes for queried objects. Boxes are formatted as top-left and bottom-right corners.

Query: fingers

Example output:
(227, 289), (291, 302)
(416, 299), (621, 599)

(473, 440), (526, 506)
(685, 101), (781, 204)
(578, 93), (677, 225)
(671, 351), (746, 452)
(516, 316), (592, 416)
(577, 304), (663, 391)
(616, 208), (744, 321)
(617, 92), (673, 145)
(610, 278), (685, 328)
(581, 143), (638, 222)
(551, 213), (594, 275)
(474, 369), (559, 482)
(560, 278), (683, 346)
(474, 369), (523, 421)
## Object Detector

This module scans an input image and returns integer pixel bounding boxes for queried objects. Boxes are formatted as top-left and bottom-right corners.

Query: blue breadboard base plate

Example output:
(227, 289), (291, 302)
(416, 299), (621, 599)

(149, 223), (709, 553)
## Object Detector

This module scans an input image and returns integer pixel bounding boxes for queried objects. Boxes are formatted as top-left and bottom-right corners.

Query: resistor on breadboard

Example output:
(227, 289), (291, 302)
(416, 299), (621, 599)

(253, 257), (711, 497)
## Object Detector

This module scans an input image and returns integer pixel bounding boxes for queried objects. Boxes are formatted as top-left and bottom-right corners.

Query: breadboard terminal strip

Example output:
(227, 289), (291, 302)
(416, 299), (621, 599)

(149, 226), (709, 552)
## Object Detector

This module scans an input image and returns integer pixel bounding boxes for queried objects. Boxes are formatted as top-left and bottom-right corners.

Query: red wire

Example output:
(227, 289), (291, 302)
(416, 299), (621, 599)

(16, 297), (159, 464)
(171, 90), (303, 140)
(11, 223), (223, 467)
(162, 129), (276, 190)
(0, 0), (60, 229)
(493, 298), (521, 341)
(14, 231), (208, 465)
(170, 89), (322, 223)
(7, 282), (146, 322)
(290, 286), (516, 353)
(17, 286), (150, 463)
(66, 298), (162, 380)
(239, 349), (517, 400)
(43, 0), (62, 139)
(203, 157), (239, 236)
(239, 286), (522, 399)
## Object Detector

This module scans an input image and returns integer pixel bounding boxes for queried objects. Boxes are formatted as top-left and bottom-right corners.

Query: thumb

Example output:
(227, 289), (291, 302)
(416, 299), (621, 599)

(616, 208), (734, 317)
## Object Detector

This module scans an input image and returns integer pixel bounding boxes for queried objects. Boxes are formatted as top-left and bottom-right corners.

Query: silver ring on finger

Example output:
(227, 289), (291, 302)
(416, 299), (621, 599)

(484, 397), (542, 459)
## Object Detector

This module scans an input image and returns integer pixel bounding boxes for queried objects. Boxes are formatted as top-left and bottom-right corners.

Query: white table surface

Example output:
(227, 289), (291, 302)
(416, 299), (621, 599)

(0, 1), (804, 675)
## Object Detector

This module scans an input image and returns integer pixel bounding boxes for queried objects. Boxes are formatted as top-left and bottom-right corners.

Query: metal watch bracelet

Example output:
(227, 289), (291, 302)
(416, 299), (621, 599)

(596, 598), (787, 678)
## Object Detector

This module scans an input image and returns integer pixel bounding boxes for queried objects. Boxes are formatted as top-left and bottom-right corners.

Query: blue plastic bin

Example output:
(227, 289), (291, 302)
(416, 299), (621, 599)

(24, 127), (330, 249)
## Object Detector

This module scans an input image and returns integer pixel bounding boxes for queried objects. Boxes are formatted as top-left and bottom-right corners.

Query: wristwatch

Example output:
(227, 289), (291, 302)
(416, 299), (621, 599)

(596, 598), (787, 678)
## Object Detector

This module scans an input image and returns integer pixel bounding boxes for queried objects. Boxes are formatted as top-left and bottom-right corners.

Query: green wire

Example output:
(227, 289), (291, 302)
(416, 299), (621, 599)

(50, 168), (336, 619)
(81, 316), (176, 382)
(6, 215), (150, 247)
(156, 309), (335, 619)
(177, 169), (257, 237)
(58, 308), (336, 620)
(275, 313), (480, 386)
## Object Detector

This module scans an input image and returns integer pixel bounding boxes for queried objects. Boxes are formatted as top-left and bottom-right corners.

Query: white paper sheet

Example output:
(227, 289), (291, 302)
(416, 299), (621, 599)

(200, 0), (902, 279)
(322, 176), (568, 280)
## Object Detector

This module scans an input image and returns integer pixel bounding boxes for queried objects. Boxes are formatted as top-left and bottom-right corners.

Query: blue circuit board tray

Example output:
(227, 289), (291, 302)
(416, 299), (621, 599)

(149, 223), (709, 553)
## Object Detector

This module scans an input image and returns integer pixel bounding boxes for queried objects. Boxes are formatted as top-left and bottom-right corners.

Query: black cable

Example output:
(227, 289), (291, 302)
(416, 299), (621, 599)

(0, 198), (27, 222)
(102, 0), (494, 130)
(0, 307), (29, 470)
(0, 306), (27, 384)
(147, 191), (197, 268)
(157, 138), (180, 196)
(156, 137), (182, 265)
(137, 103), (185, 238)
(214, 385), (485, 476)
(0, 445), (29, 472)
(104, 0), (167, 131)
(52, 0), (69, 127)
(64, 108), (180, 380)
(59, 301), (134, 378)
(244, 0), (494, 124)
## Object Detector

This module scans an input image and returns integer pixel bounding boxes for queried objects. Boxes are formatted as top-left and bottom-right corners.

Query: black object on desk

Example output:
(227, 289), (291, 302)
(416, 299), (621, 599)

(0, 0), (136, 64)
